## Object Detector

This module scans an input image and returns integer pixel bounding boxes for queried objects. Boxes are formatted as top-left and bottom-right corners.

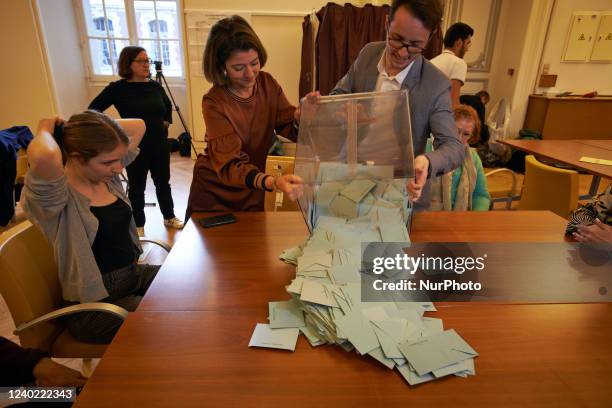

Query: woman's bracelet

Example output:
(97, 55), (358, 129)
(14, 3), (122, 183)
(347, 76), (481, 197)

(262, 175), (275, 192)
(262, 174), (284, 192)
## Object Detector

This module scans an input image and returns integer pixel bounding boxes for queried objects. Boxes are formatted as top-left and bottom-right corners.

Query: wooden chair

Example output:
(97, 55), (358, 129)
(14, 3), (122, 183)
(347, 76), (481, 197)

(15, 149), (28, 185)
(0, 221), (169, 375)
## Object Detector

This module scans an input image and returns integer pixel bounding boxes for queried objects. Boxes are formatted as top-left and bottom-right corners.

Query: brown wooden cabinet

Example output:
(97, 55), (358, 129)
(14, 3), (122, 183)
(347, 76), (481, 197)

(523, 95), (612, 139)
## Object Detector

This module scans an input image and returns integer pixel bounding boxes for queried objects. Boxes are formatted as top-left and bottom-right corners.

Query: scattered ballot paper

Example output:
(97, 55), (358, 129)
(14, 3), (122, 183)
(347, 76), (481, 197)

(268, 300), (305, 329)
(579, 156), (612, 166)
(248, 324), (300, 351)
(397, 329), (478, 377)
(251, 168), (478, 386)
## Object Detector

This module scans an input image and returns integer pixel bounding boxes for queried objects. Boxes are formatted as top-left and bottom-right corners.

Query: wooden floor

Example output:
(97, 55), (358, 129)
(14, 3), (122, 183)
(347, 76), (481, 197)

(137, 154), (193, 247)
(0, 153), (609, 376)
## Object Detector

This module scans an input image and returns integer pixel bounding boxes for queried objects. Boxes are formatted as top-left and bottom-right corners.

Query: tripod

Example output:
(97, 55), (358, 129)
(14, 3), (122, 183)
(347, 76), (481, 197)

(154, 61), (198, 156)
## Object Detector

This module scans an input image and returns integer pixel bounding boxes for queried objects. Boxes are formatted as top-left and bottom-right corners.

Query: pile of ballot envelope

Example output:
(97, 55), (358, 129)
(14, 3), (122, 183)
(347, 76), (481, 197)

(249, 172), (478, 386)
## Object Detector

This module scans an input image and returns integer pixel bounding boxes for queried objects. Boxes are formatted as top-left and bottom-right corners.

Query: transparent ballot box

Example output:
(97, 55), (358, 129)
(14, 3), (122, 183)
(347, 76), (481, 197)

(294, 90), (415, 233)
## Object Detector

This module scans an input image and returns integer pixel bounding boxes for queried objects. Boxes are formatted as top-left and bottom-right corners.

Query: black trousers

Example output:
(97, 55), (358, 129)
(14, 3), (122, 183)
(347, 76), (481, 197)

(126, 141), (175, 227)
(66, 263), (160, 344)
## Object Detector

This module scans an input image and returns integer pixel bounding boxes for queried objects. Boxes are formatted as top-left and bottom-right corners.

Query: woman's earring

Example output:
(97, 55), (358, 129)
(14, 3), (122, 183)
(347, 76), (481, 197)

(223, 70), (227, 77)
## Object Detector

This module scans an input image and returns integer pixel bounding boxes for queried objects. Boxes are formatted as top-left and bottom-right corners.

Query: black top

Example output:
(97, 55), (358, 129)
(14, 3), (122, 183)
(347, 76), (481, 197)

(0, 336), (48, 386)
(90, 198), (135, 274)
(89, 79), (172, 149)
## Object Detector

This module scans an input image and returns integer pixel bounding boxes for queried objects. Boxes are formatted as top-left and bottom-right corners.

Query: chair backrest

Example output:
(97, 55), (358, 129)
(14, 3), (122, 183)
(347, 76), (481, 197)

(264, 155), (300, 211)
(15, 149), (28, 183)
(0, 221), (63, 352)
(486, 98), (512, 141)
(518, 155), (579, 219)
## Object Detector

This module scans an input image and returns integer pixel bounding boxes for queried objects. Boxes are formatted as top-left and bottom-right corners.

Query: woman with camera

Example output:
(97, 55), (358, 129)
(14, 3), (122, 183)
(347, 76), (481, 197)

(89, 46), (183, 236)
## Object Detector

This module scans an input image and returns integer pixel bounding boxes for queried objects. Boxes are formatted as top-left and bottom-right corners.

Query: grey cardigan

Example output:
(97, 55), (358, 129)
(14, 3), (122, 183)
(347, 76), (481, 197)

(22, 148), (142, 302)
(331, 42), (465, 209)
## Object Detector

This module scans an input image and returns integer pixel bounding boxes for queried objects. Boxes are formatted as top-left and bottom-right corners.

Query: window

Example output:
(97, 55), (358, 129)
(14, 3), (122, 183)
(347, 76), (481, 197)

(79, 0), (183, 79)
(93, 16), (113, 31)
(92, 17), (117, 66)
(149, 19), (167, 34)
(148, 19), (170, 65)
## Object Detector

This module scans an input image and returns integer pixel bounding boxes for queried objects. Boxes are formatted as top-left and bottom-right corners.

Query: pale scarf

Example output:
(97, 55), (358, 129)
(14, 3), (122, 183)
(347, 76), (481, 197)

(429, 146), (477, 211)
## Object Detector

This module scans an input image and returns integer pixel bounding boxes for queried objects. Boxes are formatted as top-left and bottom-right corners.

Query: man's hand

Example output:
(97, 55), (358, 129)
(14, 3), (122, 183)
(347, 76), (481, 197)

(274, 174), (304, 201)
(407, 155), (430, 202)
(573, 219), (612, 243)
(294, 91), (320, 123)
(33, 358), (88, 387)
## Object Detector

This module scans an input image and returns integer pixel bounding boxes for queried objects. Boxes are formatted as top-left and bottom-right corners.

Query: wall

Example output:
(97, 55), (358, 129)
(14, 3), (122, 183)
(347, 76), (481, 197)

(182, 0), (373, 151)
(487, 0), (533, 107)
(3, 0), (574, 143)
(449, 0), (533, 109)
(78, 0), (189, 140)
(454, 0), (502, 95)
(0, 0), (56, 131)
(185, 0), (540, 148)
(455, 0), (551, 138)
(36, 0), (89, 119)
(537, 0), (612, 95)
(505, 0), (555, 137)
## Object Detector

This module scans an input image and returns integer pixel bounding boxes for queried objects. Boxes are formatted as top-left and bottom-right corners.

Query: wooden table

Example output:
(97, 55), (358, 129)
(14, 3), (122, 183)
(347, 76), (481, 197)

(577, 140), (612, 151)
(500, 139), (612, 197)
(75, 305), (612, 408)
(137, 211), (569, 312)
(75, 212), (612, 407)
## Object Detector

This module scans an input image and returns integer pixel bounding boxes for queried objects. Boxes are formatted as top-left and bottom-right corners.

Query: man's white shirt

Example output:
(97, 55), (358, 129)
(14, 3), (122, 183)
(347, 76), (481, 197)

(430, 49), (467, 84)
(356, 52), (415, 164)
(375, 52), (414, 92)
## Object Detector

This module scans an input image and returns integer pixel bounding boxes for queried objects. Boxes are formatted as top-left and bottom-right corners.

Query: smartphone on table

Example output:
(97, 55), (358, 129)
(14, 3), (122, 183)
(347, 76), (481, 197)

(198, 213), (237, 228)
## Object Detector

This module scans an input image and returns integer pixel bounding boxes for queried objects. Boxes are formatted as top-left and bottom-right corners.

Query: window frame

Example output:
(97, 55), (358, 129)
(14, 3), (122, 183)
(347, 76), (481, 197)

(147, 19), (171, 65)
(75, 0), (185, 85)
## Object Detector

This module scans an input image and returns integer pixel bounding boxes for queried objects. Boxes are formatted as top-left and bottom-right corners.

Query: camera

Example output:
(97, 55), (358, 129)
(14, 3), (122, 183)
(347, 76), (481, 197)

(154, 60), (163, 73)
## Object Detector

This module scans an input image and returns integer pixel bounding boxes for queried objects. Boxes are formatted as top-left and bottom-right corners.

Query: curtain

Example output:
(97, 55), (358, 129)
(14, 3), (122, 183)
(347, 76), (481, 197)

(424, 24), (443, 60)
(316, 3), (390, 96)
(299, 13), (316, 98)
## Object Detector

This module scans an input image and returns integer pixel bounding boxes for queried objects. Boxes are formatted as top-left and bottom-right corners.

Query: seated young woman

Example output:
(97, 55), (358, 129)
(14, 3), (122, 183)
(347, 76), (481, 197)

(22, 111), (159, 344)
